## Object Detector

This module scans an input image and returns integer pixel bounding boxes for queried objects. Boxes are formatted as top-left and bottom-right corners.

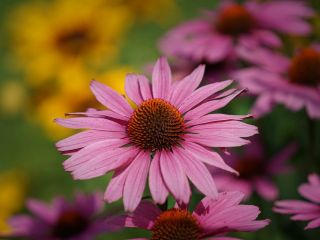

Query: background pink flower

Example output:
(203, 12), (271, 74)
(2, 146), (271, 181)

(233, 46), (320, 118)
(7, 192), (124, 240)
(159, 0), (313, 67)
(274, 173), (320, 230)
(55, 57), (257, 211)
(123, 191), (269, 240)
(213, 136), (297, 200)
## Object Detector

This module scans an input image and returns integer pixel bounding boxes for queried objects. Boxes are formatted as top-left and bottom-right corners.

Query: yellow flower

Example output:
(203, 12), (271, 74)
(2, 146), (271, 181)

(0, 170), (27, 234)
(0, 81), (27, 116)
(34, 66), (133, 140)
(9, 0), (131, 86)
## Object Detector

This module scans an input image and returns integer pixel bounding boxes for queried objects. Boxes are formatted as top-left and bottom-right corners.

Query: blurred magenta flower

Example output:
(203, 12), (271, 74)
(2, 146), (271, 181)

(170, 56), (237, 84)
(159, 0), (313, 65)
(213, 137), (297, 200)
(233, 46), (320, 118)
(274, 173), (320, 230)
(123, 191), (269, 239)
(7, 192), (124, 240)
(55, 57), (257, 211)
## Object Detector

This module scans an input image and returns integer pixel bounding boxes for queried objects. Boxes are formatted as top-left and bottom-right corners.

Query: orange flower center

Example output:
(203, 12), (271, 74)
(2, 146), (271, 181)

(288, 48), (320, 86)
(151, 209), (201, 240)
(53, 210), (88, 238)
(127, 99), (185, 151)
(55, 26), (95, 56)
(216, 4), (255, 36)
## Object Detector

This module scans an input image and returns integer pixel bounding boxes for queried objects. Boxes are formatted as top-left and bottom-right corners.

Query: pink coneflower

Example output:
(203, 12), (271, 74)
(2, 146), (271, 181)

(233, 46), (320, 118)
(7, 192), (124, 240)
(124, 191), (270, 239)
(274, 173), (320, 230)
(160, 1), (313, 66)
(213, 137), (297, 201)
(55, 57), (257, 211)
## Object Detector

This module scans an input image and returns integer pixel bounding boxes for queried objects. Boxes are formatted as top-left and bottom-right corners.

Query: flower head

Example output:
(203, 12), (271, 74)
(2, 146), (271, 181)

(213, 136), (297, 200)
(233, 46), (320, 118)
(274, 173), (320, 230)
(124, 191), (270, 239)
(55, 57), (257, 211)
(9, 0), (130, 84)
(159, 0), (313, 78)
(7, 192), (123, 239)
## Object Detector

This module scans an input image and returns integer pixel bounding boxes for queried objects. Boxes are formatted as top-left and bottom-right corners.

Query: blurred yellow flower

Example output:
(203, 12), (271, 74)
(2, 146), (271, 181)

(0, 81), (27, 116)
(9, 0), (131, 86)
(0, 170), (27, 234)
(34, 66), (133, 139)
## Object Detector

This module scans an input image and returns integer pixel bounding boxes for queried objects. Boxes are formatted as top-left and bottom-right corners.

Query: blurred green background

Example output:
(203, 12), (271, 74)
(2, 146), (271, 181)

(0, 0), (320, 239)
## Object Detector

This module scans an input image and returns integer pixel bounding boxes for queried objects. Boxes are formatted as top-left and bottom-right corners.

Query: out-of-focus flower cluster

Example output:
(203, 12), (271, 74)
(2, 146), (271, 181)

(1, 0), (320, 239)
(6, 0), (178, 139)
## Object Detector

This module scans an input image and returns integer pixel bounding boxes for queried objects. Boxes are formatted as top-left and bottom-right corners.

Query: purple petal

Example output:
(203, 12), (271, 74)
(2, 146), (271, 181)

(63, 139), (128, 171)
(104, 166), (131, 203)
(176, 148), (218, 199)
(182, 141), (238, 174)
(123, 151), (151, 212)
(169, 64), (205, 107)
(71, 147), (139, 180)
(54, 117), (125, 131)
(184, 89), (246, 120)
(56, 130), (126, 152)
(160, 150), (189, 204)
(179, 80), (233, 114)
(149, 152), (169, 204)
(26, 199), (56, 223)
(90, 80), (133, 117)
(152, 57), (172, 100)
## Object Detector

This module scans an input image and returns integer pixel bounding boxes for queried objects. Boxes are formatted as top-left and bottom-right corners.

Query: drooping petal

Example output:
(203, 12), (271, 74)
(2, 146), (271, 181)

(104, 166), (130, 203)
(123, 151), (151, 212)
(149, 152), (169, 204)
(160, 150), (189, 204)
(182, 141), (238, 174)
(71, 147), (139, 180)
(175, 148), (218, 199)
